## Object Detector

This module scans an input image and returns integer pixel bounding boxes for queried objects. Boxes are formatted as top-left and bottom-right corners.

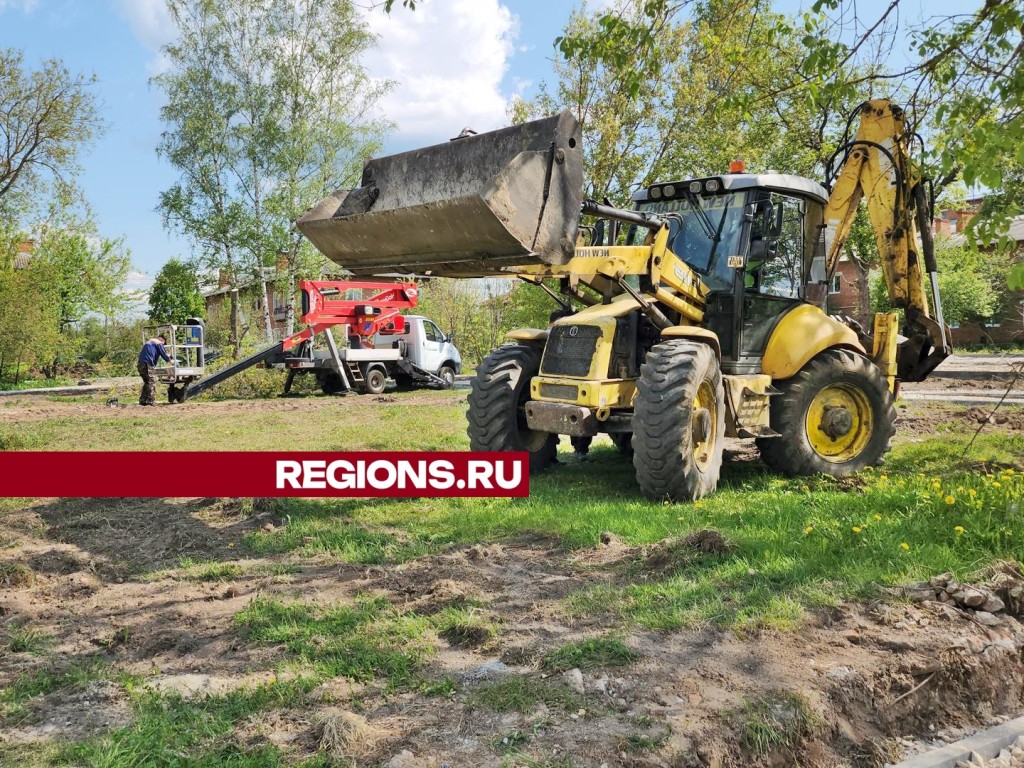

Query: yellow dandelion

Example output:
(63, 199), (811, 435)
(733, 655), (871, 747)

(969, 489), (977, 497)
(898, 479), (906, 486)
(694, 501), (703, 507)
(1007, 469), (1016, 475)
(993, 481), (1002, 488)
(227, 542), (235, 548)
(956, 486), (964, 493)
(804, 526), (814, 535)
(874, 514), (882, 521)
(852, 526), (862, 534)
(945, 495), (956, 505)
(900, 542), (910, 551)
(922, 493), (931, 499)
(1008, 531), (1014, 537)
(954, 525), (965, 534)
(932, 481), (941, 490)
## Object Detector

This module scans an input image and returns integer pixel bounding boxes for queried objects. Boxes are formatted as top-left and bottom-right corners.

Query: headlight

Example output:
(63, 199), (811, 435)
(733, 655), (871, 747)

(649, 186), (662, 200)
(705, 179), (720, 193)
(663, 184), (675, 197)
(689, 181), (702, 194)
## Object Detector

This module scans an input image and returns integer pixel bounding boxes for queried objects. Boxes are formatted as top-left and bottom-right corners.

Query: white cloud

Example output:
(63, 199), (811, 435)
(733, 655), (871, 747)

(0, 0), (38, 12)
(124, 269), (155, 293)
(117, 0), (522, 143)
(115, 0), (176, 74)
(362, 0), (519, 144)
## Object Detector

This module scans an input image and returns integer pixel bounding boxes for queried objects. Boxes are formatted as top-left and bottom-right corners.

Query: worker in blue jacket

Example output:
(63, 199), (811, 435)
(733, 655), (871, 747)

(138, 334), (171, 405)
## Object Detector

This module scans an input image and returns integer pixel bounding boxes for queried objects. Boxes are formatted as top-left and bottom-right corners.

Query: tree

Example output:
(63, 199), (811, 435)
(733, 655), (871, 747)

(156, 0), (391, 355)
(0, 263), (60, 386)
(0, 49), (103, 210)
(514, 0), (842, 205)
(149, 259), (204, 324)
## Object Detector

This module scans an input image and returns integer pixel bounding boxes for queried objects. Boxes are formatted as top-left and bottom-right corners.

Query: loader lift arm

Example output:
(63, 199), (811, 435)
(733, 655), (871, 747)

(823, 99), (950, 382)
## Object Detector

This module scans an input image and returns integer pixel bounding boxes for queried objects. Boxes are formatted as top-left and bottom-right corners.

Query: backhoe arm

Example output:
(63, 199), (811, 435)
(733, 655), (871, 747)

(823, 99), (949, 382)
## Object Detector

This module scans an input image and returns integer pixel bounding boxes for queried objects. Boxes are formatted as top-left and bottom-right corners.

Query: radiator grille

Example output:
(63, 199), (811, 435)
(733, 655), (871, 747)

(539, 382), (579, 401)
(541, 325), (601, 377)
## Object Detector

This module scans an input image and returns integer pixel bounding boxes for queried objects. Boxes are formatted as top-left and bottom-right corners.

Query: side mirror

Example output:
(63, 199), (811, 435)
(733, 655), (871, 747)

(748, 238), (778, 264)
(445, 332), (453, 344)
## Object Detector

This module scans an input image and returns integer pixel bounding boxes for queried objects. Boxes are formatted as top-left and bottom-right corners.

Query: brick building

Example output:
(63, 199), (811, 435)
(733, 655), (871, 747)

(825, 255), (871, 328)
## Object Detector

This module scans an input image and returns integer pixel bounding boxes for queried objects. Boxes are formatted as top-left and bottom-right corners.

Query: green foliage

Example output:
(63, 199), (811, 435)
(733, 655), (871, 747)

(1010, 262), (1024, 293)
(533, 0), (832, 203)
(413, 278), (564, 367)
(0, 260), (61, 386)
(0, 49), (103, 208)
(871, 237), (1001, 326)
(149, 259), (204, 324)
(156, 0), (391, 349)
(542, 637), (640, 672)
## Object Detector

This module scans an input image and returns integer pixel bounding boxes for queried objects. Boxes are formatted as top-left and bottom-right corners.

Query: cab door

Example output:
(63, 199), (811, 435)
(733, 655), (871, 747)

(736, 193), (820, 371)
(419, 320), (446, 372)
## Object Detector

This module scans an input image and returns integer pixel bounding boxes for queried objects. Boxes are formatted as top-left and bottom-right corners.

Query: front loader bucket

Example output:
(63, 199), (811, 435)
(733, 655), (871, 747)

(296, 111), (583, 277)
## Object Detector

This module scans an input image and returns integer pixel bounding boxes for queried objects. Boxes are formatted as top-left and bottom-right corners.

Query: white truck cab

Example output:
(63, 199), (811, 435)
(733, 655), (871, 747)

(373, 315), (462, 388)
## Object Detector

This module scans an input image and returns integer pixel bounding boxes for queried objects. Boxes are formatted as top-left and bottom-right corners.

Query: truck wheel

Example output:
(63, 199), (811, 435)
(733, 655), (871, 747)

(467, 343), (557, 473)
(320, 372), (346, 395)
(757, 349), (895, 476)
(364, 368), (387, 395)
(438, 365), (456, 389)
(633, 340), (724, 501)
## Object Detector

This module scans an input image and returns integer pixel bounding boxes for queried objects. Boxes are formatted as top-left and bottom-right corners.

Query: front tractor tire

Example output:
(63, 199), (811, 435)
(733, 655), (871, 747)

(467, 343), (558, 473)
(632, 340), (725, 501)
(757, 348), (896, 476)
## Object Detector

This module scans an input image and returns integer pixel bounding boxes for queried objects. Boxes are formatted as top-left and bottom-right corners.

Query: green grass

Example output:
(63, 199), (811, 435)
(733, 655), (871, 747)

(737, 692), (818, 756)
(468, 675), (586, 714)
(433, 605), (500, 647)
(2, 626), (52, 655)
(0, 388), (468, 452)
(235, 595), (435, 686)
(236, 429), (1023, 631)
(542, 637), (640, 671)
(56, 680), (326, 768)
(0, 376), (78, 392)
(0, 658), (117, 719)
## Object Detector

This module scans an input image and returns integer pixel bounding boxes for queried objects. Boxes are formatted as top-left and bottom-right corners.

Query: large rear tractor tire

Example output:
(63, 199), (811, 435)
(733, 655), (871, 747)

(632, 341), (725, 501)
(467, 344), (558, 473)
(756, 348), (896, 476)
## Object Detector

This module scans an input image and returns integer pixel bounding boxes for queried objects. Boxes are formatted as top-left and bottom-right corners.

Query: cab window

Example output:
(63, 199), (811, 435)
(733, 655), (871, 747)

(424, 322), (442, 342)
(747, 192), (805, 300)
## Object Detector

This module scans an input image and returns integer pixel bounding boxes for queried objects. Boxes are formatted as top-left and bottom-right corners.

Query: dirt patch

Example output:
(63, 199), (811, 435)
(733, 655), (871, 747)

(639, 529), (734, 577)
(3, 680), (132, 744)
(4, 472), (1024, 765)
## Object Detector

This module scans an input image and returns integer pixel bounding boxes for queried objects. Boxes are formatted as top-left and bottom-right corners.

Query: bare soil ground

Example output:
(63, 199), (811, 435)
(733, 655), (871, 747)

(0, 396), (1022, 767)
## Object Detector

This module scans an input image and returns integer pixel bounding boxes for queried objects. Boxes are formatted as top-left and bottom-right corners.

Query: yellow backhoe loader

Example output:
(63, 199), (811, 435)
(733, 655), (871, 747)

(297, 99), (949, 501)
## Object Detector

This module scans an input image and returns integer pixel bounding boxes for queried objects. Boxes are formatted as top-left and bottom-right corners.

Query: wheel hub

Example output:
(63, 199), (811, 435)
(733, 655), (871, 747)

(820, 405), (854, 439)
(692, 408), (712, 443)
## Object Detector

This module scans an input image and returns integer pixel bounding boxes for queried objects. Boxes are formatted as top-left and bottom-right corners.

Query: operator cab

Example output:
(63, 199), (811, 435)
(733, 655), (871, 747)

(629, 173), (829, 375)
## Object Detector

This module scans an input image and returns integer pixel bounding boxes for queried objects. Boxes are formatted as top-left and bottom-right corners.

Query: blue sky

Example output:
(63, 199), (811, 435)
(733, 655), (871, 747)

(0, 0), (907, 292)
